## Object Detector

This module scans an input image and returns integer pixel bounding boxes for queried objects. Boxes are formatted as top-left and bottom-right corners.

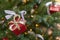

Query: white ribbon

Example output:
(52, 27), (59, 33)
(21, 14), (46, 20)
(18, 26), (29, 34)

(9, 15), (21, 31)
(19, 10), (27, 21)
(45, 2), (52, 15)
(45, 2), (52, 7)
(4, 10), (16, 20)
(5, 15), (13, 19)
(36, 34), (44, 40)
(4, 10), (27, 20)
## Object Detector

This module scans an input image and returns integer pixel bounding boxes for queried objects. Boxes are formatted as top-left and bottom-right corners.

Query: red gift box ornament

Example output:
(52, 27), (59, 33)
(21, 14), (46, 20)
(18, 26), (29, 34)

(9, 15), (27, 35)
(45, 2), (60, 15)
(4, 10), (27, 35)
(49, 5), (60, 14)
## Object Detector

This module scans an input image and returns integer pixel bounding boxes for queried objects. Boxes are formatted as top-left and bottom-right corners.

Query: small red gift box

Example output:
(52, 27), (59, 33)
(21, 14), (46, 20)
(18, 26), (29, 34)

(9, 15), (27, 35)
(49, 5), (60, 14)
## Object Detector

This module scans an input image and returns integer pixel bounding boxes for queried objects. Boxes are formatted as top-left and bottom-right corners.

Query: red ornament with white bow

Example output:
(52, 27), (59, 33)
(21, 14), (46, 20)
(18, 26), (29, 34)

(45, 1), (60, 15)
(4, 10), (27, 35)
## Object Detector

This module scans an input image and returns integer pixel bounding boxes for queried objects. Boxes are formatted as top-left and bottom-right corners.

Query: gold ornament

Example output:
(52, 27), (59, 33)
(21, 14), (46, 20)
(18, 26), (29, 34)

(56, 36), (60, 40)
(56, 23), (60, 30)
(55, 0), (60, 2)
(30, 29), (32, 32)
(0, 17), (5, 24)
(36, 24), (39, 27)
(24, 32), (28, 35)
(22, 0), (27, 4)
(47, 28), (53, 36)
(31, 9), (35, 14)
(31, 15), (34, 18)
(28, 29), (35, 35)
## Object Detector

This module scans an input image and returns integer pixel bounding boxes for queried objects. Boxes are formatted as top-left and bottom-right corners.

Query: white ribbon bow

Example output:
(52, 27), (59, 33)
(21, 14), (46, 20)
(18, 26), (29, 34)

(19, 10), (27, 21)
(45, 2), (60, 15)
(4, 10), (27, 20)
(4, 10), (27, 25)
(4, 10), (27, 31)
(9, 15), (21, 31)
(4, 10), (16, 19)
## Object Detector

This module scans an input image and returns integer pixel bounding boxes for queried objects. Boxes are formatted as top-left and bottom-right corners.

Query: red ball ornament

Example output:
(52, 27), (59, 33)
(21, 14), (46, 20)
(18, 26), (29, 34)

(49, 5), (60, 14)
(2, 37), (9, 40)
(8, 15), (27, 35)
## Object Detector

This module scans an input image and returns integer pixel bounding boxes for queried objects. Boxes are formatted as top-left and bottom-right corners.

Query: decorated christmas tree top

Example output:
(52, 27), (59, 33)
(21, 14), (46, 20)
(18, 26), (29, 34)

(0, 0), (60, 40)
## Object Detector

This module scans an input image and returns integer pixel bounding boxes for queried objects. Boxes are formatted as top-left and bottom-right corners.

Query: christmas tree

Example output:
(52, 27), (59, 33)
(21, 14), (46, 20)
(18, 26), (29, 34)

(0, 0), (60, 40)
